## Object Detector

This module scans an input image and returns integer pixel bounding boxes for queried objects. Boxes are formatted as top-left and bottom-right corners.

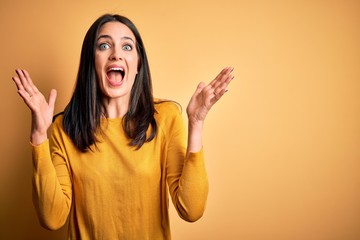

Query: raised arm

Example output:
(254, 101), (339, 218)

(12, 69), (71, 230)
(12, 69), (57, 145)
(167, 67), (234, 222)
(186, 67), (234, 154)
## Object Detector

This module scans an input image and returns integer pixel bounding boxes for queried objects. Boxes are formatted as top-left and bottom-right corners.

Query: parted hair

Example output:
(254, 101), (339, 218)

(62, 14), (157, 152)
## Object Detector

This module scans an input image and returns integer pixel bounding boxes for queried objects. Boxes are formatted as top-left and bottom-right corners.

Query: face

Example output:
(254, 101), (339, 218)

(95, 21), (139, 102)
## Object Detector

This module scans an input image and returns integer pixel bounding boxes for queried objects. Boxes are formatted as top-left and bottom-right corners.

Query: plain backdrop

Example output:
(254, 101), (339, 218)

(1, 0), (360, 239)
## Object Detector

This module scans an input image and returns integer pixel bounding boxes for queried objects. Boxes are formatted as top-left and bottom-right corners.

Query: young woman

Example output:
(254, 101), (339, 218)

(12, 14), (234, 239)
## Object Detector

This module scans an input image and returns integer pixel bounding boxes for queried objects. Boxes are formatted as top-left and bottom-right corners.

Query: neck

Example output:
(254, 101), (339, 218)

(102, 97), (129, 118)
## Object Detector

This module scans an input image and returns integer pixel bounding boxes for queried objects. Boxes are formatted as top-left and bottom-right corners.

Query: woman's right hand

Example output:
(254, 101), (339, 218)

(12, 69), (57, 145)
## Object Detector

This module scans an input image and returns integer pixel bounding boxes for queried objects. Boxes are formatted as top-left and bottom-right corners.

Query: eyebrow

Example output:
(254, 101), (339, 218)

(97, 34), (135, 43)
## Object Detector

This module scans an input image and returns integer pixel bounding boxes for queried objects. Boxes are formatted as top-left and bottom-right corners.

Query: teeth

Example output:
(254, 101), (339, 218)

(109, 67), (123, 71)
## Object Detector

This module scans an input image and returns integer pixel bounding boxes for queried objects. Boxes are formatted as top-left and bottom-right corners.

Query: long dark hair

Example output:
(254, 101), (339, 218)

(63, 14), (157, 152)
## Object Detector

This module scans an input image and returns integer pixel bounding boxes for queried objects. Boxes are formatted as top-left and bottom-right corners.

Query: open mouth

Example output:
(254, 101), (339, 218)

(106, 67), (125, 86)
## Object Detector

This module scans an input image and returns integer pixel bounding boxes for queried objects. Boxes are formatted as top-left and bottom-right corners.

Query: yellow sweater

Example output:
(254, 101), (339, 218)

(32, 101), (208, 239)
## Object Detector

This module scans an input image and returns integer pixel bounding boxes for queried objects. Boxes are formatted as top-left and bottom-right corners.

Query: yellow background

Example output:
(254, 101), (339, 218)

(1, 0), (360, 239)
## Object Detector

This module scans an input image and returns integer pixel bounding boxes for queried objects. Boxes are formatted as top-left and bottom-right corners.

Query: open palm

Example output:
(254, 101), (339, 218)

(12, 69), (57, 144)
(186, 67), (234, 124)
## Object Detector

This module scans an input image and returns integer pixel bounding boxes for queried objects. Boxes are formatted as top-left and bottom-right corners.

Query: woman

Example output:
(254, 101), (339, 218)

(12, 14), (233, 239)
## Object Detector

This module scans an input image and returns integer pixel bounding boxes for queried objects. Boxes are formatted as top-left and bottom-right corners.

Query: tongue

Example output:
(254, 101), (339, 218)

(107, 71), (123, 84)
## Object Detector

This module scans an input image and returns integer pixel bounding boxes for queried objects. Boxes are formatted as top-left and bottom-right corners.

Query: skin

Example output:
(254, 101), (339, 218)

(11, 23), (234, 153)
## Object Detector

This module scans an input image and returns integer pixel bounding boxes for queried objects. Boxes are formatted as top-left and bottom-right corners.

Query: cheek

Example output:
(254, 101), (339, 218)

(130, 51), (139, 72)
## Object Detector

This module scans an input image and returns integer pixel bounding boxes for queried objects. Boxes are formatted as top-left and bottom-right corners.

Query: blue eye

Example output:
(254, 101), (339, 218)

(123, 44), (132, 51)
(99, 43), (110, 50)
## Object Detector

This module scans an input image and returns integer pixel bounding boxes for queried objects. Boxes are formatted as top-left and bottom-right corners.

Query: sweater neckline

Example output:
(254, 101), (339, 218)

(101, 117), (123, 124)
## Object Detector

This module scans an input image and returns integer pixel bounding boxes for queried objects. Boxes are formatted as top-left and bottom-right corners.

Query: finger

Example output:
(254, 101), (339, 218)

(211, 72), (234, 104)
(215, 88), (229, 99)
(202, 83), (216, 100)
(210, 67), (230, 82)
(210, 88), (229, 107)
(22, 69), (40, 94)
(209, 67), (234, 87)
(209, 68), (234, 96)
(12, 75), (24, 91)
(194, 82), (206, 95)
(16, 69), (33, 95)
(16, 88), (36, 109)
(215, 67), (233, 84)
(12, 73), (30, 101)
(213, 74), (234, 95)
(212, 75), (234, 99)
(203, 84), (219, 107)
(48, 89), (57, 108)
(16, 69), (36, 97)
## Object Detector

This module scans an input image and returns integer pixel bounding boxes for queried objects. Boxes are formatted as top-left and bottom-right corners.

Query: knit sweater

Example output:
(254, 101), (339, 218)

(31, 101), (208, 239)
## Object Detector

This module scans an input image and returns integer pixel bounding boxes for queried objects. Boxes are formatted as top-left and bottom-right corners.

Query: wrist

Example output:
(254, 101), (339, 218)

(187, 120), (203, 154)
(30, 131), (48, 146)
(188, 119), (204, 131)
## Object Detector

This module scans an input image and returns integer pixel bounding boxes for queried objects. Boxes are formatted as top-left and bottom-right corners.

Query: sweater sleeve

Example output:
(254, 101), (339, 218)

(165, 104), (209, 222)
(32, 121), (72, 230)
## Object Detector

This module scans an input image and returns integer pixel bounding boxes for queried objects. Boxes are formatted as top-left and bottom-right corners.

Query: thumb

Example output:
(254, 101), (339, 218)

(193, 82), (206, 96)
(48, 89), (57, 108)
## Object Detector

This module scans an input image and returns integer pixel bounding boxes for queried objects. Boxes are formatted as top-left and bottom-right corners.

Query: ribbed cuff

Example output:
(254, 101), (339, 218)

(31, 140), (54, 175)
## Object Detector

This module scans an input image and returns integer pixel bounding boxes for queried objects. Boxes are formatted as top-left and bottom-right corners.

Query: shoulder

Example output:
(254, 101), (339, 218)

(154, 99), (183, 120)
(154, 99), (185, 130)
(52, 112), (64, 125)
(51, 112), (65, 134)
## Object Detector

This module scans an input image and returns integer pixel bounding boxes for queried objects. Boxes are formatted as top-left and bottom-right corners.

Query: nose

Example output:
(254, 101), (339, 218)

(109, 47), (123, 61)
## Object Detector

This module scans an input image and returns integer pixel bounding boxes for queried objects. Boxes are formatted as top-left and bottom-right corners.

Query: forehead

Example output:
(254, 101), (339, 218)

(97, 21), (136, 41)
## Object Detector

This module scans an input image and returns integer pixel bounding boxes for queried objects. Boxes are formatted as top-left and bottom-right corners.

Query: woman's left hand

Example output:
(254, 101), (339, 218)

(186, 67), (234, 125)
